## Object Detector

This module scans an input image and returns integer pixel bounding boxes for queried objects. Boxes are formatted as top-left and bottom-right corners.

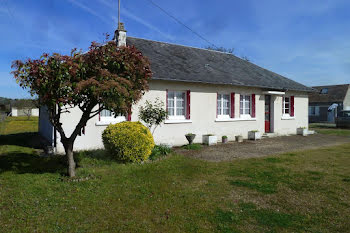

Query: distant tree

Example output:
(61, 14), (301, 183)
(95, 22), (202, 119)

(205, 46), (235, 54)
(12, 39), (152, 177)
(23, 108), (32, 120)
(139, 98), (168, 135)
(205, 46), (251, 62)
(241, 56), (250, 62)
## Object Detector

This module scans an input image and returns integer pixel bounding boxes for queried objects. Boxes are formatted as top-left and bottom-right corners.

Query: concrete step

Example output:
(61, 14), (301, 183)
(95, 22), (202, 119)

(262, 133), (278, 138)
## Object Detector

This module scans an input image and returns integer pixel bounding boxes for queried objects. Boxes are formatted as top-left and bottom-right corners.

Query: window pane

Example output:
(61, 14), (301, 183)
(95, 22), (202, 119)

(217, 96), (222, 115)
(167, 91), (174, 115)
(101, 109), (112, 117)
(168, 107), (174, 116)
(176, 107), (184, 116)
(168, 91), (174, 99)
(223, 95), (230, 115)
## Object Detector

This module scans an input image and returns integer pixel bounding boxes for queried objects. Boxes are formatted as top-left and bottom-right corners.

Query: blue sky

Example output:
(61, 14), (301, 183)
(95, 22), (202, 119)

(1, 0), (349, 98)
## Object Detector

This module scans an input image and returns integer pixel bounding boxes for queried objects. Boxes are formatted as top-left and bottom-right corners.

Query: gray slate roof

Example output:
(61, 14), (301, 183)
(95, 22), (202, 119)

(127, 37), (313, 92)
(309, 84), (350, 103)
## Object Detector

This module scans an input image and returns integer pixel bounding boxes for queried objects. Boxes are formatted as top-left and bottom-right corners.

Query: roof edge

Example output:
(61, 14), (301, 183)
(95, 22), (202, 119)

(151, 77), (315, 92)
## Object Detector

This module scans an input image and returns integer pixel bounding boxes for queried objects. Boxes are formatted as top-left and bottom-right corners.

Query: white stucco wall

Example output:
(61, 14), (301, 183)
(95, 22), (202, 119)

(53, 80), (309, 153)
(11, 108), (39, 117)
(31, 108), (39, 117)
(11, 108), (18, 117)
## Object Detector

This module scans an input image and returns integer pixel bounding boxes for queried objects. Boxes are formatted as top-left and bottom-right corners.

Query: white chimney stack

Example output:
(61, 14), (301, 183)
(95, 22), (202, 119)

(114, 22), (127, 47)
(114, 0), (126, 47)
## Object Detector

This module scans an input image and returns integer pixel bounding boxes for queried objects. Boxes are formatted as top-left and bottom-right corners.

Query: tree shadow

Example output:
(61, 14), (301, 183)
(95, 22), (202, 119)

(0, 151), (66, 174)
(0, 132), (65, 174)
(0, 132), (45, 149)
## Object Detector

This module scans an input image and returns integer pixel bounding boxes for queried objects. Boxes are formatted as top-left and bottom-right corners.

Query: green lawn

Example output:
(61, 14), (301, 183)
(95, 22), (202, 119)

(0, 118), (350, 232)
(310, 123), (350, 137)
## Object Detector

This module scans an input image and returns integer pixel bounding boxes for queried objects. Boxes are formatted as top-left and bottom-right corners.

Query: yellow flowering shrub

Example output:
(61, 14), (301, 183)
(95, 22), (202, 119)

(102, 121), (155, 163)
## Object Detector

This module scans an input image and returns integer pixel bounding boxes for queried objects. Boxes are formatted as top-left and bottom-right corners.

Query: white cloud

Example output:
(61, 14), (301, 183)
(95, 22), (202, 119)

(66, 0), (110, 24)
(98, 0), (175, 40)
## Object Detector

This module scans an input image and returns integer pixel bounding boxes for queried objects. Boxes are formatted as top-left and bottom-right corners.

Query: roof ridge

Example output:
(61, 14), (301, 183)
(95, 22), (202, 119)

(127, 36), (240, 56)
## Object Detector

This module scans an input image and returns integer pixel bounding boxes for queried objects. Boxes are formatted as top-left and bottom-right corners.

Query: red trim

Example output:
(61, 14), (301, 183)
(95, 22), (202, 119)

(186, 90), (191, 119)
(291, 96), (295, 117)
(127, 107), (132, 121)
(230, 92), (235, 118)
(166, 89), (168, 114)
(238, 94), (241, 117)
(252, 94), (256, 118)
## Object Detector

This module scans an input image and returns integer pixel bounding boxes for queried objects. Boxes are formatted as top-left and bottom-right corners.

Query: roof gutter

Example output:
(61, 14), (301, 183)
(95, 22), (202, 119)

(151, 77), (315, 93)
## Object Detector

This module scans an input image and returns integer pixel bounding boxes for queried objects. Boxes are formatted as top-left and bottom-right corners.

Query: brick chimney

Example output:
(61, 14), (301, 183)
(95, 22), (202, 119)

(114, 22), (127, 47)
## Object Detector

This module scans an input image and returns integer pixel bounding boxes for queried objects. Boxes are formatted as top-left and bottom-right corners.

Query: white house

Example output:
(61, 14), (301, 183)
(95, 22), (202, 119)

(39, 25), (313, 153)
(12, 107), (39, 117)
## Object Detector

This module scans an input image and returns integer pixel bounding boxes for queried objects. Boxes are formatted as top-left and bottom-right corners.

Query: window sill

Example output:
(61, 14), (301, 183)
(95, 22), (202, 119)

(164, 119), (192, 124)
(215, 118), (256, 122)
(95, 120), (125, 126)
(281, 115), (295, 120)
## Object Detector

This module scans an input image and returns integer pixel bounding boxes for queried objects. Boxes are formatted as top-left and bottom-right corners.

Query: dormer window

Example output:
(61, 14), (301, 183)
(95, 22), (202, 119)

(320, 88), (328, 94)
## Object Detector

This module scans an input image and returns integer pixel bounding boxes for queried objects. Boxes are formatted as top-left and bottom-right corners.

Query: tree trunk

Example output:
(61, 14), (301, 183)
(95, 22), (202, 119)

(64, 141), (76, 177)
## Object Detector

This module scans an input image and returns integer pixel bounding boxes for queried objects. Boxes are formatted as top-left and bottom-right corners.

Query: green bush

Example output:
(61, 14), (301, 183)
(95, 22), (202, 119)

(149, 144), (172, 161)
(102, 121), (155, 163)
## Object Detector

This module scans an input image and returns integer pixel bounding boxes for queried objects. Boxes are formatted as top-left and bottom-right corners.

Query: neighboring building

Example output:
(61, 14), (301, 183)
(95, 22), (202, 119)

(11, 107), (39, 117)
(309, 84), (350, 123)
(39, 25), (313, 153)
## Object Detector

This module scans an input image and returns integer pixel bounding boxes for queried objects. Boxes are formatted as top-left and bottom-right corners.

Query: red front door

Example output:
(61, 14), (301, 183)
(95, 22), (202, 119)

(265, 95), (271, 133)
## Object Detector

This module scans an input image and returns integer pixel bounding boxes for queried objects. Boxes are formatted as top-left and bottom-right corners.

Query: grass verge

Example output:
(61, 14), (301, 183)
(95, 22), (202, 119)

(0, 118), (350, 232)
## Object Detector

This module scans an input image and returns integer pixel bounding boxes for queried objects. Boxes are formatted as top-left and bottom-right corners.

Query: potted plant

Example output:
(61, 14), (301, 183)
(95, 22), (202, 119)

(297, 127), (308, 136)
(222, 135), (228, 143)
(248, 130), (261, 140)
(235, 135), (243, 143)
(185, 133), (196, 144)
(202, 134), (217, 146)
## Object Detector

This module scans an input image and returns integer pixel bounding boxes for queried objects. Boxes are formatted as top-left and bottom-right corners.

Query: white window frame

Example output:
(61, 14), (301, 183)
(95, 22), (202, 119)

(282, 96), (291, 116)
(217, 93), (231, 119)
(167, 91), (186, 120)
(240, 94), (252, 118)
(97, 109), (126, 125)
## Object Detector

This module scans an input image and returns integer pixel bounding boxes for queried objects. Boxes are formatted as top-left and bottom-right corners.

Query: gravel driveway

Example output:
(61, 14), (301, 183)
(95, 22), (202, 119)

(176, 134), (350, 161)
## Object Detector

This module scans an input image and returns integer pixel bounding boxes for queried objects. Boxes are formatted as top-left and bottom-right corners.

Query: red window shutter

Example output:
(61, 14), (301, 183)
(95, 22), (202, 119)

(291, 96), (295, 117)
(230, 92), (235, 118)
(166, 89), (168, 113)
(252, 94), (256, 118)
(186, 90), (191, 119)
(216, 93), (218, 118)
(127, 107), (132, 121)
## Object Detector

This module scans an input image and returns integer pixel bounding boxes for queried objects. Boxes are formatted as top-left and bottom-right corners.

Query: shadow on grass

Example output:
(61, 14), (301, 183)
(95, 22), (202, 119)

(0, 132), (44, 149)
(0, 152), (66, 174)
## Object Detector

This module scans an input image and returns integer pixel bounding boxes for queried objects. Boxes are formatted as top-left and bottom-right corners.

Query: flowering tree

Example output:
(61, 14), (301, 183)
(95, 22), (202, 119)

(138, 98), (168, 135)
(12, 40), (152, 177)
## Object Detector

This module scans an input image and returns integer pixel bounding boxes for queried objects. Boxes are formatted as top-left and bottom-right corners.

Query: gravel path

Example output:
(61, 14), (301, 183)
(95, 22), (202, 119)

(175, 134), (350, 161)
